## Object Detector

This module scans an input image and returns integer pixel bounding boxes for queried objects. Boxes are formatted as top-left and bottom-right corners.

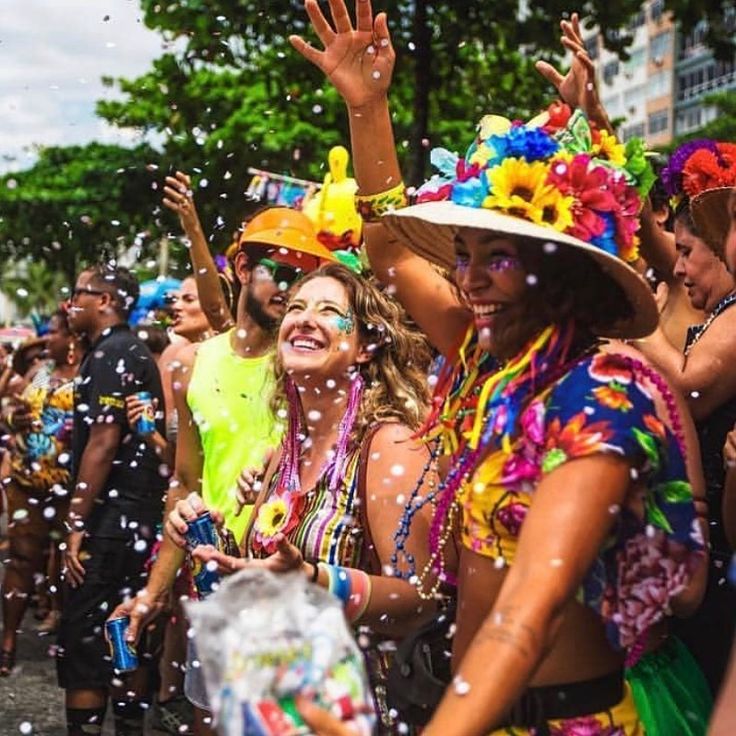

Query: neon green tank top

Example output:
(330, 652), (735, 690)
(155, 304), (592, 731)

(187, 330), (282, 541)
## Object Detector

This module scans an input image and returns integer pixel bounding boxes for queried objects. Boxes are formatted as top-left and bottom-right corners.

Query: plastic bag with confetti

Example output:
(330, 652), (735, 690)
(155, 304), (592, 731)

(185, 568), (376, 735)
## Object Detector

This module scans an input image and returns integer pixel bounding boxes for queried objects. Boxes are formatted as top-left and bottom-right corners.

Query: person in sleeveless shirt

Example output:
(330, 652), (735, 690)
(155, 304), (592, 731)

(167, 263), (443, 734)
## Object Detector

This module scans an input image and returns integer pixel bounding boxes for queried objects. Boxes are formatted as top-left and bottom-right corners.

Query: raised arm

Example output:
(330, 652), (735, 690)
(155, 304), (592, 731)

(163, 171), (234, 333)
(290, 0), (469, 356)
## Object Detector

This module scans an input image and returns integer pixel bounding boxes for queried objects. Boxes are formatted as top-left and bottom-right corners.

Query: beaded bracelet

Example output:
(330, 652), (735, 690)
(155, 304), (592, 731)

(355, 182), (408, 222)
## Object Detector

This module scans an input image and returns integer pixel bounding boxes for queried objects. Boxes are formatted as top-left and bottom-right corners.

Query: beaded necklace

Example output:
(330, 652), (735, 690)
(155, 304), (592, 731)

(393, 323), (582, 591)
(684, 289), (736, 358)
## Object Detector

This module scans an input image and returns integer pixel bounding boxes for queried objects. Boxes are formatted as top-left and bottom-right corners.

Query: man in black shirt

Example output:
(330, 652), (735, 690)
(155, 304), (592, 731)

(58, 263), (167, 736)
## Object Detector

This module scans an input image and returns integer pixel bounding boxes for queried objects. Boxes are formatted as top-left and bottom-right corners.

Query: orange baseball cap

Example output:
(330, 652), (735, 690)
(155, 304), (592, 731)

(238, 207), (336, 263)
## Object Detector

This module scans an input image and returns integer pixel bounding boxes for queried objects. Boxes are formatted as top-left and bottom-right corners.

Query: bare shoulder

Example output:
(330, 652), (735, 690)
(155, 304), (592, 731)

(365, 421), (428, 467)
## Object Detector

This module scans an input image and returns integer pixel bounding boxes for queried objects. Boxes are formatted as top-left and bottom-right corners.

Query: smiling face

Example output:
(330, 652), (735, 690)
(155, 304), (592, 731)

(674, 218), (733, 312)
(453, 228), (529, 353)
(171, 277), (210, 340)
(278, 276), (369, 382)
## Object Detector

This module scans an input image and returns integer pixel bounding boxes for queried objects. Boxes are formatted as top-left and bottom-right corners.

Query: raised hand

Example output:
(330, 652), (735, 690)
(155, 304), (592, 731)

(162, 171), (203, 236)
(535, 13), (604, 123)
(289, 0), (395, 109)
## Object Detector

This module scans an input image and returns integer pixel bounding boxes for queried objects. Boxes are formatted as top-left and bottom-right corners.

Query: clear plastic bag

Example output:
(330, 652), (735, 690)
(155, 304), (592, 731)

(185, 568), (376, 735)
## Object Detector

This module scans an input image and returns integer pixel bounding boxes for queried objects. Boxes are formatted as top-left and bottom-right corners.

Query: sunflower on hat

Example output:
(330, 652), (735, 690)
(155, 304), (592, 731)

(414, 102), (654, 267)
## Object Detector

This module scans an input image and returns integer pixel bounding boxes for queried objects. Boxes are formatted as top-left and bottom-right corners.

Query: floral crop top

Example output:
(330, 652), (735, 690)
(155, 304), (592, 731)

(458, 351), (704, 650)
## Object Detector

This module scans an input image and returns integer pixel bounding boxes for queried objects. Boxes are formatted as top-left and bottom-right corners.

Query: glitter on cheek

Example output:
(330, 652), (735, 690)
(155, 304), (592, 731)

(332, 308), (355, 335)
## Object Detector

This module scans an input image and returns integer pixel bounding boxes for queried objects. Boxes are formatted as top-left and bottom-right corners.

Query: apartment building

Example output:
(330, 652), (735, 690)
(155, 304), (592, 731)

(674, 14), (736, 136)
(584, 0), (676, 146)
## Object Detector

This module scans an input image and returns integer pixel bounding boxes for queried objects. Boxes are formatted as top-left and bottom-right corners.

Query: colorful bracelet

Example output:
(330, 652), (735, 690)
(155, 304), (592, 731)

(355, 182), (408, 222)
(321, 563), (372, 624)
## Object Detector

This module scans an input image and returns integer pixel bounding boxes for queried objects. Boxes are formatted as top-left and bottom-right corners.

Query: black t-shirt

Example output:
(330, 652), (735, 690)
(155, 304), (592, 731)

(72, 324), (167, 539)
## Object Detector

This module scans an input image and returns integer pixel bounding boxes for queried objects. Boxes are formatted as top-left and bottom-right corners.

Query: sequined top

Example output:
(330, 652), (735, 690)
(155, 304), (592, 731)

(459, 350), (704, 651)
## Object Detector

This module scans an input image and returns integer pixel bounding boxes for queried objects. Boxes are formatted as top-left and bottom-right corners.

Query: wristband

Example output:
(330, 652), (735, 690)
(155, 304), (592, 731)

(355, 182), (408, 222)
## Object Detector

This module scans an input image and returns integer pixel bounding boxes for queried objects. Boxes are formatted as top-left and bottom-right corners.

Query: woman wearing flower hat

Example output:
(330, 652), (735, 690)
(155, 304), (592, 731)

(291, 1), (703, 733)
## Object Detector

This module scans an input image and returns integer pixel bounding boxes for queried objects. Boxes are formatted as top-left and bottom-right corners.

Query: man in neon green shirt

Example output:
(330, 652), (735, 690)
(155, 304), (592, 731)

(108, 207), (335, 652)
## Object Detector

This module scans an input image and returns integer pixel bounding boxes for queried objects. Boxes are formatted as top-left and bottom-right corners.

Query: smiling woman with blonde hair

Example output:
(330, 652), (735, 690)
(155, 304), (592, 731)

(167, 262), (443, 732)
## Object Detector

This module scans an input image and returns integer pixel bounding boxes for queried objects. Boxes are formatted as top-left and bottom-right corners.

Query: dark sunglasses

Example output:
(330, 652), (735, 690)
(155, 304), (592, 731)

(70, 287), (108, 299)
(257, 258), (303, 287)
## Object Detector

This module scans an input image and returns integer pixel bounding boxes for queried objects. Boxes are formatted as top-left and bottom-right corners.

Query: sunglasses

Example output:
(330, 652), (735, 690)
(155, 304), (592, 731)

(70, 287), (109, 300)
(256, 258), (303, 287)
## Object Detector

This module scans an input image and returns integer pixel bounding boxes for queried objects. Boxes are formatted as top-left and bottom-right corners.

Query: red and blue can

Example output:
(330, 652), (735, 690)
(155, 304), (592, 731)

(105, 616), (138, 672)
(185, 512), (221, 599)
(134, 391), (156, 435)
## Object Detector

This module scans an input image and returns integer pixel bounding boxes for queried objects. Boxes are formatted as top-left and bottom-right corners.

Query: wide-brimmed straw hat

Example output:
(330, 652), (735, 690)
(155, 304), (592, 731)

(383, 105), (658, 339)
(238, 207), (337, 263)
(661, 139), (736, 256)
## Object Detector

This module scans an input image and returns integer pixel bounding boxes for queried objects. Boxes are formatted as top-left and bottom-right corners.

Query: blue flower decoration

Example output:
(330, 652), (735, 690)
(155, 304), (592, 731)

(451, 175), (489, 208)
(488, 126), (560, 163)
(591, 213), (618, 256)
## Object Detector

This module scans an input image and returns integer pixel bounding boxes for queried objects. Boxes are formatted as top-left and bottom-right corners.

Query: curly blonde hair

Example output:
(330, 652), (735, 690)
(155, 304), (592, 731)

(273, 263), (432, 434)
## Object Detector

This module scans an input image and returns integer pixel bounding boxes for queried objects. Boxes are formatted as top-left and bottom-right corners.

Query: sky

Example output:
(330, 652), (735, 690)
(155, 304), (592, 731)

(0, 0), (166, 173)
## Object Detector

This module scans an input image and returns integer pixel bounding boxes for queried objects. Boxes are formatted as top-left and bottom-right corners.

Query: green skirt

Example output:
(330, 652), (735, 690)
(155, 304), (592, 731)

(626, 636), (712, 736)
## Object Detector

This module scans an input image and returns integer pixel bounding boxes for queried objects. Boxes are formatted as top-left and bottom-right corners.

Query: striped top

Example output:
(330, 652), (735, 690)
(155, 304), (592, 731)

(246, 437), (370, 569)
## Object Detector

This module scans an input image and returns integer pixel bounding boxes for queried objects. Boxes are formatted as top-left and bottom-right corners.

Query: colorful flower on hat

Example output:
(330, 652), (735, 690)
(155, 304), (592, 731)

(484, 158), (553, 221)
(592, 129), (627, 167)
(418, 105), (652, 266)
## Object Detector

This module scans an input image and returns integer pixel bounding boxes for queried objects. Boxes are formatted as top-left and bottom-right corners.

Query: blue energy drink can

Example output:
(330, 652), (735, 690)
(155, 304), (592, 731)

(134, 391), (156, 435)
(105, 616), (138, 672)
(185, 512), (221, 599)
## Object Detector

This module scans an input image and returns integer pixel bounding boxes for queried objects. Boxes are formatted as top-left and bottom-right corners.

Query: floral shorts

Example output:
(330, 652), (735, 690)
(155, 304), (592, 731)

(489, 683), (642, 735)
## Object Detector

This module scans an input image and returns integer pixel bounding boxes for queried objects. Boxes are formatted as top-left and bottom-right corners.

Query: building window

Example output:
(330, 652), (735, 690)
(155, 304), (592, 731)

(622, 122), (646, 141)
(623, 83), (646, 113)
(602, 94), (622, 118)
(648, 70), (669, 98)
(675, 107), (703, 135)
(678, 21), (709, 60)
(624, 47), (646, 74)
(648, 109), (669, 135)
(584, 35), (599, 60)
(649, 31), (671, 62)
(603, 60), (620, 84)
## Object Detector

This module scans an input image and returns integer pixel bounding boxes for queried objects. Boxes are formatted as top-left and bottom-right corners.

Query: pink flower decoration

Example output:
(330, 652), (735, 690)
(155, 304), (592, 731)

(550, 717), (625, 735)
(495, 500), (529, 536)
(502, 453), (539, 485)
(416, 182), (453, 203)
(520, 399), (546, 445)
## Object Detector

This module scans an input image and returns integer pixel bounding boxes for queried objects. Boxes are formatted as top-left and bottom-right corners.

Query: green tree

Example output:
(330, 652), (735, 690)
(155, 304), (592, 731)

(0, 142), (165, 284)
(97, 0), (651, 252)
(0, 259), (68, 318)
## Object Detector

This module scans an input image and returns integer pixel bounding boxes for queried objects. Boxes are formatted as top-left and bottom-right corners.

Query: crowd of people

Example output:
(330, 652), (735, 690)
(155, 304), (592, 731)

(1, 1), (735, 734)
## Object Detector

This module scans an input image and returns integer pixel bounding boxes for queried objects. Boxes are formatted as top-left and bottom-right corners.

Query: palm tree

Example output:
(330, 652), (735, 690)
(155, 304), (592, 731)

(1, 259), (69, 320)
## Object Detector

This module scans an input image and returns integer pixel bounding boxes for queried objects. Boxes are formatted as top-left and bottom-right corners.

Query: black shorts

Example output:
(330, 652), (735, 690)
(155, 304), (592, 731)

(56, 536), (152, 691)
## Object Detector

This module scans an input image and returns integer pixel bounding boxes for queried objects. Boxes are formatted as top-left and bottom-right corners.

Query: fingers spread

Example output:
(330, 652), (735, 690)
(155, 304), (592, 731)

(355, 0), (373, 32)
(305, 0), (336, 46)
(327, 0), (353, 34)
(534, 60), (564, 88)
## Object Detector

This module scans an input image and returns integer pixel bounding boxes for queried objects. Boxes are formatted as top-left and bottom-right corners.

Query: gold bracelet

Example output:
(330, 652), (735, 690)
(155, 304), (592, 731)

(355, 182), (408, 222)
